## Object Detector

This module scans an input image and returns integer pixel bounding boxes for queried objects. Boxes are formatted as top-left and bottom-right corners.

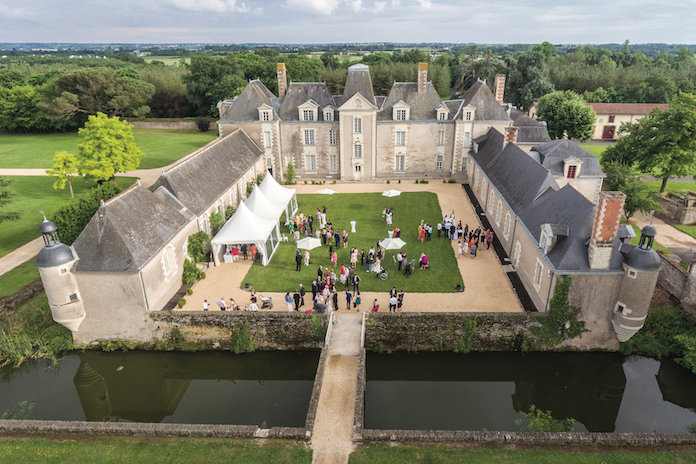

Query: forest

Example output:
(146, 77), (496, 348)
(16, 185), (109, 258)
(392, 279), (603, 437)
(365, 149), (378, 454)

(0, 41), (694, 132)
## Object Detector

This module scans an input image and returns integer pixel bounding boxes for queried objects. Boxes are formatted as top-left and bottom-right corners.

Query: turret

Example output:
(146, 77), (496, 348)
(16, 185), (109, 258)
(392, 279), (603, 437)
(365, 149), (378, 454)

(612, 225), (662, 342)
(35, 218), (86, 332)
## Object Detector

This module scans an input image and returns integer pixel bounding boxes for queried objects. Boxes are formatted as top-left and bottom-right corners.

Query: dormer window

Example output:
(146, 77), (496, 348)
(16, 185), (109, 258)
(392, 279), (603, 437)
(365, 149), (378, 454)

(465, 111), (472, 121)
(393, 101), (410, 121)
(302, 110), (314, 121)
(540, 223), (568, 254)
(324, 110), (334, 121)
(298, 101), (319, 122)
(396, 110), (406, 121)
(262, 111), (270, 121)
(567, 165), (577, 179)
(439, 112), (446, 120)
(608, 115), (615, 123)
(564, 157), (583, 179)
(436, 105), (448, 121)
(258, 104), (273, 122)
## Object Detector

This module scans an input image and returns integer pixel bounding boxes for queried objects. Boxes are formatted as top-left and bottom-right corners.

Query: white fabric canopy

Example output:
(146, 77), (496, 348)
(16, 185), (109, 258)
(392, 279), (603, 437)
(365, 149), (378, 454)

(259, 171), (297, 220)
(246, 185), (286, 221)
(211, 202), (279, 266)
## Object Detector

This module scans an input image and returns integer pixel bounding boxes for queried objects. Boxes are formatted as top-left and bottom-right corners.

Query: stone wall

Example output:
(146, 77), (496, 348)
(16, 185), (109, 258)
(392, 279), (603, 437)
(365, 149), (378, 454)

(151, 311), (328, 350)
(657, 253), (696, 315)
(127, 119), (218, 131)
(364, 312), (539, 352)
(654, 195), (696, 225)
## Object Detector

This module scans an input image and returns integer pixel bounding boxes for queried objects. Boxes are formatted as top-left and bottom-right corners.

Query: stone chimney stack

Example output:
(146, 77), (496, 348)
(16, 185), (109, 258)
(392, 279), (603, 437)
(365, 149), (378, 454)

(418, 62), (428, 94)
(588, 191), (626, 270)
(277, 63), (287, 102)
(494, 74), (506, 105)
(504, 125), (519, 146)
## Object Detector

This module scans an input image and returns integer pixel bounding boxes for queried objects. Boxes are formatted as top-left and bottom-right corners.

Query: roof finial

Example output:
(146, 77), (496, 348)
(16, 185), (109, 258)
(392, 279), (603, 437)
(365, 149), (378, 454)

(40, 209), (47, 221)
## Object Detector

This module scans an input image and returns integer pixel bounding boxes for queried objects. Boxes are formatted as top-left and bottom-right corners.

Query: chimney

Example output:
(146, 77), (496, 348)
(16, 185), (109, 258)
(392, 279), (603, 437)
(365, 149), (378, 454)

(494, 74), (506, 105)
(418, 62), (428, 94)
(588, 191), (626, 270)
(277, 63), (287, 102)
(504, 125), (518, 146)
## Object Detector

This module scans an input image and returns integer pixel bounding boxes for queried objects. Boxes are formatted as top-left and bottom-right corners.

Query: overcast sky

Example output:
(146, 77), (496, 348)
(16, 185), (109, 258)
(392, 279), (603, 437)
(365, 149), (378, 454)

(1, 0), (694, 45)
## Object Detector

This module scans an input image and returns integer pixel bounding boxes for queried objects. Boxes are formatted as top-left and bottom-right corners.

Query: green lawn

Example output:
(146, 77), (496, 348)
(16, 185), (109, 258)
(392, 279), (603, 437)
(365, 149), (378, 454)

(349, 446), (696, 463)
(0, 437), (311, 463)
(0, 131), (217, 170)
(579, 144), (608, 161)
(644, 181), (696, 195)
(242, 192), (464, 294)
(0, 176), (138, 258)
(0, 257), (39, 297)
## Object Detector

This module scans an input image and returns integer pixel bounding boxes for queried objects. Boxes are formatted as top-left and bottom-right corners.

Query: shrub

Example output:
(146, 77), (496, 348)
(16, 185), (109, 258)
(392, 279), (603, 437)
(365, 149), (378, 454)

(187, 231), (210, 263)
(186, 288), (193, 295)
(448, 179), (457, 183)
(332, 180), (336, 184)
(312, 315), (327, 340)
(182, 259), (203, 286)
(386, 179), (390, 184)
(516, 405), (575, 432)
(209, 212), (223, 236)
(51, 183), (122, 245)
(304, 180), (308, 185)
(230, 319), (255, 354)
(284, 164), (296, 185)
(225, 204), (236, 220)
(178, 298), (186, 308)
(398, 179), (401, 184)
(195, 116), (211, 132)
(620, 305), (696, 358)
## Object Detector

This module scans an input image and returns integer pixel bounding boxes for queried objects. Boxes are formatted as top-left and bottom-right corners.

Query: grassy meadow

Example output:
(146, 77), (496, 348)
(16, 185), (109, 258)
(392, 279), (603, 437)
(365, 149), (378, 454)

(0, 130), (217, 170)
(243, 192), (463, 294)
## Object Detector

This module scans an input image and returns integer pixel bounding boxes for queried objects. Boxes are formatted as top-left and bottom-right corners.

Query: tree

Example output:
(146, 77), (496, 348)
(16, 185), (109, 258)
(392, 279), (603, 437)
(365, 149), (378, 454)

(77, 113), (143, 185)
(536, 90), (596, 141)
(602, 162), (658, 220)
(284, 163), (296, 185)
(603, 93), (696, 193)
(46, 152), (81, 197)
(0, 177), (21, 224)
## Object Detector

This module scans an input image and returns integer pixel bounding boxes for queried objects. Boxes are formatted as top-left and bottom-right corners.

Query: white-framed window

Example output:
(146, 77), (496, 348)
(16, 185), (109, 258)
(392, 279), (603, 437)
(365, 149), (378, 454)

(395, 155), (405, 171)
(504, 213), (511, 239)
(488, 189), (495, 208)
(465, 111), (472, 121)
(474, 169), (479, 188)
(481, 179), (487, 197)
(354, 144), (362, 158)
(628, 269), (637, 279)
(354, 116), (362, 133)
(263, 131), (271, 149)
(439, 112), (446, 121)
(325, 110), (333, 121)
(229, 188), (237, 205)
(496, 200), (502, 225)
(540, 231), (548, 251)
(513, 240), (521, 267)
(436, 155), (443, 171)
(216, 198), (224, 215)
(200, 214), (209, 234)
(396, 109), (407, 121)
(305, 154), (317, 171)
(302, 110), (314, 121)
(285, 155), (294, 167)
(534, 259), (544, 291)
(463, 132), (471, 147)
(329, 154), (337, 172)
(395, 131), (406, 146)
(266, 156), (273, 171)
(437, 129), (445, 146)
(261, 111), (270, 121)
(304, 130), (315, 146)
(162, 245), (176, 280)
(329, 130), (336, 146)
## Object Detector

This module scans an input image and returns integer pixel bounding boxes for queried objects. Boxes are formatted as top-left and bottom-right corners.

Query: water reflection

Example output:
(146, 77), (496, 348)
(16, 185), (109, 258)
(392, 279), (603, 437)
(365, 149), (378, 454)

(366, 352), (696, 433)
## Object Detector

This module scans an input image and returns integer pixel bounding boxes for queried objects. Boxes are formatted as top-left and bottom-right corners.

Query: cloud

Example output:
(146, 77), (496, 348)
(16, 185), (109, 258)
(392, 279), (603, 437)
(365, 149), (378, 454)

(236, 2), (250, 13)
(167, 0), (245, 13)
(0, 2), (35, 20)
(285, 0), (341, 15)
(251, 6), (263, 15)
(350, 0), (363, 12)
(416, 0), (432, 9)
(374, 1), (386, 12)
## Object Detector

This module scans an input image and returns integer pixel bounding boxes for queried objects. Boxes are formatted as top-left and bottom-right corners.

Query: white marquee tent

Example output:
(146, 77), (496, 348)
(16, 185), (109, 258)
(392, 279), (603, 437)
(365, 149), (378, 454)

(210, 201), (280, 266)
(258, 171), (297, 221)
(245, 186), (286, 226)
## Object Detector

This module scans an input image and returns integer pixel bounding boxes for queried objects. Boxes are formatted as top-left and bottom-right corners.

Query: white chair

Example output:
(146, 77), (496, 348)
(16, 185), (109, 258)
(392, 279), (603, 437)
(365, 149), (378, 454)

(282, 234), (289, 243)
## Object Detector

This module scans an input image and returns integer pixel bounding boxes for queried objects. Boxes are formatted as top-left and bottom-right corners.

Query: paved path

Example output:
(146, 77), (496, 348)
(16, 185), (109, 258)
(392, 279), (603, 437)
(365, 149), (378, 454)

(311, 313), (361, 464)
(632, 210), (696, 261)
(0, 237), (43, 276)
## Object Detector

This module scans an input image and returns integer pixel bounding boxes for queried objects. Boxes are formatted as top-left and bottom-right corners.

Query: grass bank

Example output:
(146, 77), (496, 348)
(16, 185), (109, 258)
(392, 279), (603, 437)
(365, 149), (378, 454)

(0, 131), (217, 170)
(0, 258), (39, 298)
(243, 192), (463, 293)
(0, 176), (137, 257)
(0, 437), (311, 463)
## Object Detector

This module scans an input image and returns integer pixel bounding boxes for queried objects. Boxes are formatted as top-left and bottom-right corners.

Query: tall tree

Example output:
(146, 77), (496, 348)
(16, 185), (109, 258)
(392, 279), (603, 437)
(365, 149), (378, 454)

(602, 162), (658, 220)
(603, 93), (696, 193)
(77, 113), (143, 185)
(536, 90), (596, 141)
(46, 152), (81, 197)
(0, 177), (21, 224)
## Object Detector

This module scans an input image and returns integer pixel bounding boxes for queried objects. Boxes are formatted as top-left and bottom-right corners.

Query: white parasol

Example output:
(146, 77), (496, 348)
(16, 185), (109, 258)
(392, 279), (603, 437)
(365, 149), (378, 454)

(381, 189), (401, 198)
(296, 237), (322, 251)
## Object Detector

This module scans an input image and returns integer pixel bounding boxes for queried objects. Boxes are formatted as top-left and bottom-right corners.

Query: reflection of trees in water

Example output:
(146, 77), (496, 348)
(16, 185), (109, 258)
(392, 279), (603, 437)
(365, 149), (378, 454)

(657, 358), (696, 412)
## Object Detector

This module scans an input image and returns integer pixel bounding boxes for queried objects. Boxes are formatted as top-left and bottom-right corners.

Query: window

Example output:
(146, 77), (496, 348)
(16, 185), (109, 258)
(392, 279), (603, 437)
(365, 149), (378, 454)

(305, 154), (316, 171)
(395, 155), (405, 171)
(162, 245), (176, 279)
(439, 112), (446, 120)
(60, 268), (67, 274)
(628, 269), (637, 279)
(436, 155), (443, 171)
(396, 109), (407, 121)
(534, 259), (544, 290)
(200, 215), (209, 234)
(437, 129), (445, 146)
(325, 111), (333, 121)
(463, 132), (471, 147)
(496, 200), (502, 225)
(229, 188), (237, 205)
(304, 130), (315, 146)
(263, 131), (271, 149)
(513, 241), (521, 267)
(302, 110), (314, 121)
(69, 293), (78, 302)
(395, 131), (406, 146)
(465, 111), (472, 121)
(330, 154), (337, 172)
(261, 111), (269, 121)
(266, 156), (273, 171)
(540, 232), (548, 251)
(329, 130), (336, 146)
(474, 169), (479, 188)
(488, 190), (495, 208)
(504, 213), (511, 239)
(216, 199), (224, 215)
(354, 144), (362, 158)
(285, 155), (294, 167)
(608, 115), (615, 123)
(567, 165), (577, 179)
(481, 179), (487, 197)
(354, 116), (362, 133)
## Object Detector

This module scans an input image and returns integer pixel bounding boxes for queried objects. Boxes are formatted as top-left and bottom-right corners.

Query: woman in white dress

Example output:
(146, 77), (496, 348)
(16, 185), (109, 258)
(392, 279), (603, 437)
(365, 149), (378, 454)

(304, 250), (310, 266)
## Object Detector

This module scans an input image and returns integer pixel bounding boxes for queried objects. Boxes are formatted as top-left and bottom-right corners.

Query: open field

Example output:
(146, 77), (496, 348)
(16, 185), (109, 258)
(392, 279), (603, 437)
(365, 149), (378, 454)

(0, 176), (138, 258)
(144, 56), (188, 66)
(243, 192), (464, 294)
(579, 144), (608, 161)
(0, 131), (217, 170)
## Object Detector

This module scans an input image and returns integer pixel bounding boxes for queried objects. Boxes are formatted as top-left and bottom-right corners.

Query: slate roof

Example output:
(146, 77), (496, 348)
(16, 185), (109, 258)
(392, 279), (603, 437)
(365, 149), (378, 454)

(150, 129), (263, 216)
(342, 64), (376, 106)
(73, 183), (190, 273)
(279, 82), (336, 121)
(473, 128), (558, 215)
(459, 80), (512, 122)
(377, 82), (444, 121)
(587, 102), (669, 115)
(443, 100), (463, 117)
(533, 139), (605, 178)
(218, 80), (276, 123)
(510, 107), (552, 143)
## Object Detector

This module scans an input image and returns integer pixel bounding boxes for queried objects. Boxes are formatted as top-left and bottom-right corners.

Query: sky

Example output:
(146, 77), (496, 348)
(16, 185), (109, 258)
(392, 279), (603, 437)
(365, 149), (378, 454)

(0, 0), (695, 45)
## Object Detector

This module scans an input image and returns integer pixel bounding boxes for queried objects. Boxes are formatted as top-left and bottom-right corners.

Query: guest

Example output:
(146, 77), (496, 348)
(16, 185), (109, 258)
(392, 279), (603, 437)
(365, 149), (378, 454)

(285, 292), (293, 312)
